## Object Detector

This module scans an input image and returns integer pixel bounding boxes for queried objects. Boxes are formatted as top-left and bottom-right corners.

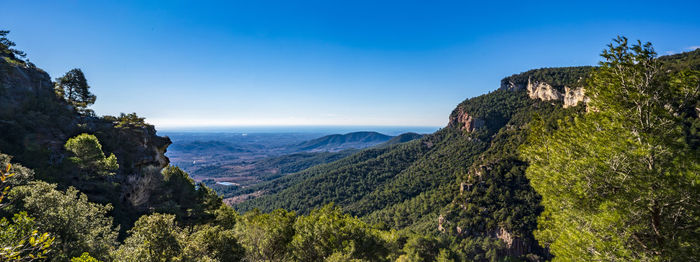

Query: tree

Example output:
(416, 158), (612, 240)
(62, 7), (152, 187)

(0, 30), (26, 63)
(112, 213), (183, 262)
(64, 133), (118, 176)
(55, 69), (96, 113)
(0, 212), (54, 261)
(179, 224), (245, 262)
(233, 209), (296, 262)
(291, 204), (388, 262)
(0, 163), (54, 261)
(7, 181), (119, 261)
(155, 166), (221, 224)
(521, 37), (700, 261)
(396, 235), (442, 262)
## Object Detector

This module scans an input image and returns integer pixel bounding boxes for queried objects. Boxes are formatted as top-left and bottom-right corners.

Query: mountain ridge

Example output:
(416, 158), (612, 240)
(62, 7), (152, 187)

(294, 131), (393, 152)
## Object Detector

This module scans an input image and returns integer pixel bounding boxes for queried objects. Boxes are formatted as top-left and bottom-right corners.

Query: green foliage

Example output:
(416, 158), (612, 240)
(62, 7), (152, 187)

(7, 181), (119, 261)
(71, 253), (101, 262)
(658, 48), (700, 72)
(55, 68), (96, 114)
(102, 113), (149, 129)
(64, 133), (118, 176)
(233, 208), (296, 261)
(113, 213), (183, 262)
(0, 154), (35, 188)
(0, 30), (26, 64)
(521, 37), (700, 261)
(396, 235), (447, 262)
(212, 204), (238, 230)
(0, 163), (54, 261)
(179, 224), (245, 262)
(238, 89), (558, 261)
(291, 204), (388, 261)
(114, 212), (245, 262)
(0, 212), (54, 261)
(155, 166), (222, 224)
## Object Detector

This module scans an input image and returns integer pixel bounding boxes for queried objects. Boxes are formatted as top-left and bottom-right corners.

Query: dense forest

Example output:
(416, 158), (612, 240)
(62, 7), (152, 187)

(1, 29), (698, 262)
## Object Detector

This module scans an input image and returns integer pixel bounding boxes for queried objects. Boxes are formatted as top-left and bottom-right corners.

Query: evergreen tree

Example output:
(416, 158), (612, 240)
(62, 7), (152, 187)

(55, 69), (96, 114)
(521, 37), (700, 261)
(291, 204), (388, 261)
(7, 181), (119, 261)
(64, 134), (118, 177)
(233, 209), (296, 261)
(113, 213), (183, 262)
(0, 163), (54, 261)
(0, 30), (26, 63)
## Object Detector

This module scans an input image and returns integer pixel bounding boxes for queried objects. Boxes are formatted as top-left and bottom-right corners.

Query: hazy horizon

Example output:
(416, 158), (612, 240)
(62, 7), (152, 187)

(157, 125), (441, 136)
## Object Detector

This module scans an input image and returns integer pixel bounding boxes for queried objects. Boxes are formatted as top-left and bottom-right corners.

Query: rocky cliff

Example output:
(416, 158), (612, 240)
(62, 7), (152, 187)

(449, 107), (485, 132)
(0, 57), (173, 217)
(501, 75), (588, 108)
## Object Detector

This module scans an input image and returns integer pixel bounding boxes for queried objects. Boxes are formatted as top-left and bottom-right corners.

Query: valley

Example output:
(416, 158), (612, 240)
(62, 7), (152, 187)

(162, 130), (427, 203)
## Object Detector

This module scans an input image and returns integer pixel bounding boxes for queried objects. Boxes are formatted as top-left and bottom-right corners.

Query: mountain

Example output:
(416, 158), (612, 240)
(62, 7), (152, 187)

(235, 49), (700, 259)
(236, 88), (558, 258)
(294, 131), (393, 152)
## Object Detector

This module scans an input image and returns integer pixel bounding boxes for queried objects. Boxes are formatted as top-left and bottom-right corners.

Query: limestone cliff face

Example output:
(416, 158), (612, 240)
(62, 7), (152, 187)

(526, 80), (562, 101)
(449, 107), (485, 132)
(563, 86), (588, 108)
(501, 76), (587, 108)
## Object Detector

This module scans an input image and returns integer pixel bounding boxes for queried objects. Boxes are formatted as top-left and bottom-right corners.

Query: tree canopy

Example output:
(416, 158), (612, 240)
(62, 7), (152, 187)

(55, 69), (96, 114)
(521, 36), (700, 261)
(65, 134), (118, 177)
(0, 30), (26, 64)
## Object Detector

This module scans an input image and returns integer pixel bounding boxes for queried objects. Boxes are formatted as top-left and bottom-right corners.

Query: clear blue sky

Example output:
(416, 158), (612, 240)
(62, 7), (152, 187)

(3, 0), (699, 128)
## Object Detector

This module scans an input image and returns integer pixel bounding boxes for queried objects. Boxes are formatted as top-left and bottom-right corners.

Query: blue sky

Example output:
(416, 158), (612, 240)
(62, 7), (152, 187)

(2, 1), (699, 128)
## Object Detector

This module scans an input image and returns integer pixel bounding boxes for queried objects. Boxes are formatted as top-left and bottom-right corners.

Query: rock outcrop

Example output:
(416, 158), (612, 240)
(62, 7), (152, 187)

(502, 76), (588, 108)
(494, 226), (537, 258)
(449, 108), (485, 132)
(526, 80), (563, 101)
(563, 86), (588, 108)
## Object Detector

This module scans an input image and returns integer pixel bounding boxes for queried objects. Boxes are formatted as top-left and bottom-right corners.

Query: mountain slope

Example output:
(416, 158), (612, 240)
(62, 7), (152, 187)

(234, 61), (597, 258)
(235, 49), (700, 259)
(294, 131), (393, 152)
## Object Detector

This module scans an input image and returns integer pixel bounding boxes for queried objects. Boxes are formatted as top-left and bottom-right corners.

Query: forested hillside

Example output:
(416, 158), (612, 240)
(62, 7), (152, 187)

(1, 29), (697, 261)
(235, 42), (700, 260)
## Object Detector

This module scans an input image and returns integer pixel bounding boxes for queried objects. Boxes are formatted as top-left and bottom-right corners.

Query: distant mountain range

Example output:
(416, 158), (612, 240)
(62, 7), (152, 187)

(295, 131), (414, 152)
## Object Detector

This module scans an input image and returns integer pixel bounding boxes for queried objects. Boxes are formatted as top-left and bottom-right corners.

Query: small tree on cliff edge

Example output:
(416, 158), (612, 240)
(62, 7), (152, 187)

(0, 30), (26, 63)
(55, 68), (96, 115)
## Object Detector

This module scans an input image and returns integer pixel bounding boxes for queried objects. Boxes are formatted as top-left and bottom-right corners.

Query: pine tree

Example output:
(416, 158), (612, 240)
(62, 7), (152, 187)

(55, 69), (96, 114)
(0, 30), (26, 63)
(521, 37), (700, 261)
